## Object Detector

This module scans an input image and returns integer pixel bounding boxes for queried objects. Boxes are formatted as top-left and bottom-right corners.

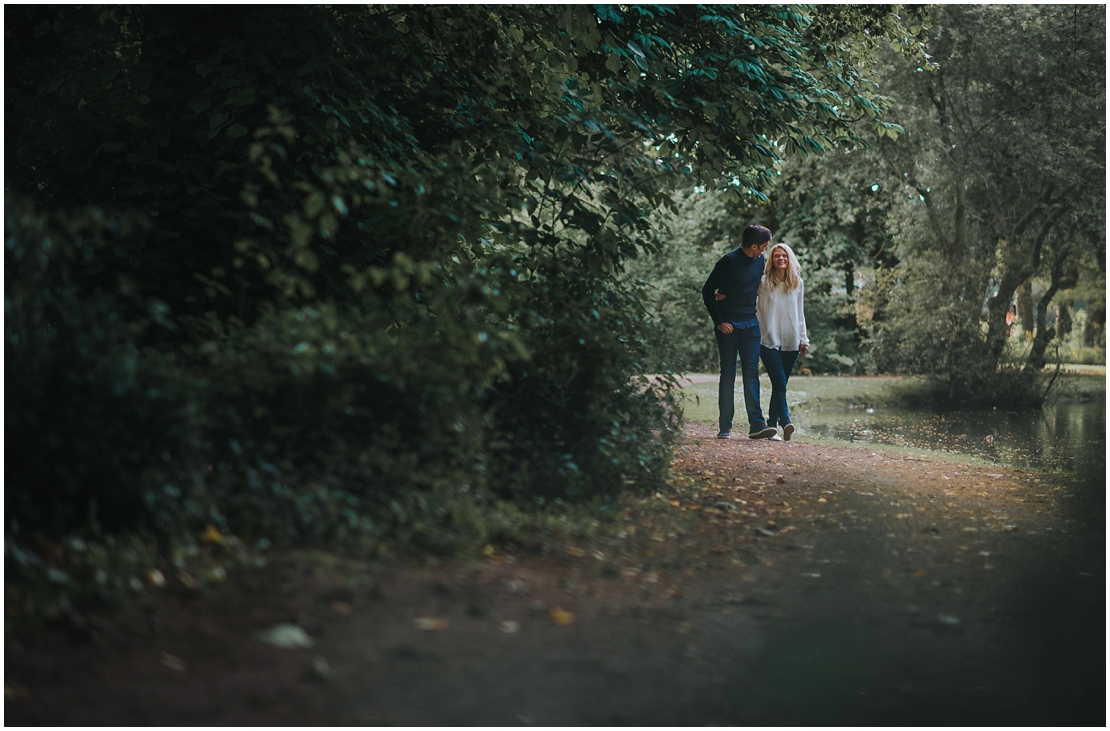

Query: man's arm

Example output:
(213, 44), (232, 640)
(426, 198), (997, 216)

(702, 259), (727, 327)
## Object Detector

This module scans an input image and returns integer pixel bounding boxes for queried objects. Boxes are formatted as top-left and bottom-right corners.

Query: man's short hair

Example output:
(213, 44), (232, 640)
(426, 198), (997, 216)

(741, 224), (772, 250)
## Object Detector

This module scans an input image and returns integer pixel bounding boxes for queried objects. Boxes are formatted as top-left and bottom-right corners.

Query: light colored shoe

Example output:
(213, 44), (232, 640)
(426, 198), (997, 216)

(770, 434), (783, 441)
(783, 424), (795, 441)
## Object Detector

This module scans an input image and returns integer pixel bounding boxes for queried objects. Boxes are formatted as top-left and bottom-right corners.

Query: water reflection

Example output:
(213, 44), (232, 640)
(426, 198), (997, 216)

(801, 400), (1105, 476)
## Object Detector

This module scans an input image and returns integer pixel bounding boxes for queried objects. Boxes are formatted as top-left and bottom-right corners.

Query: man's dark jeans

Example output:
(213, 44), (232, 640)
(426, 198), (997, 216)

(760, 345), (799, 428)
(715, 325), (765, 433)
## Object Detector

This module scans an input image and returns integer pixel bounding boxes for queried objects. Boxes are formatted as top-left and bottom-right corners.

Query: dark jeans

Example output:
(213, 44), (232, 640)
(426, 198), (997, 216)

(715, 326), (765, 432)
(760, 345), (800, 428)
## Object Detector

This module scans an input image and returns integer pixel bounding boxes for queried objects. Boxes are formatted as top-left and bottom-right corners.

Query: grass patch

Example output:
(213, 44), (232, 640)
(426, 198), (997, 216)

(679, 374), (928, 425)
(678, 372), (1102, 472)
(1048, 372), (1106, 401)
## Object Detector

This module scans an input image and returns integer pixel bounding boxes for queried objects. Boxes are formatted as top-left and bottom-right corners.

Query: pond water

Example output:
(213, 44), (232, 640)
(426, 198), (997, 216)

(798, 398), (1105, 482)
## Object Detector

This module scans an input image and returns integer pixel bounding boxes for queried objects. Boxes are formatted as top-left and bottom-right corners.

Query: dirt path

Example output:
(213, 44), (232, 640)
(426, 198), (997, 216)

(6, 424), (1104, 725)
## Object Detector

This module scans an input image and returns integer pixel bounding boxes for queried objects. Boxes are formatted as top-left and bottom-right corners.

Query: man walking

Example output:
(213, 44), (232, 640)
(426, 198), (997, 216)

(702, 224), (777, 440)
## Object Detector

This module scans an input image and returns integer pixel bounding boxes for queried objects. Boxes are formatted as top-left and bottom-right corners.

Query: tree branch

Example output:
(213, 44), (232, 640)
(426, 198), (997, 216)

(1011, 183), (1056, 241)
(928, 74), (966, 256)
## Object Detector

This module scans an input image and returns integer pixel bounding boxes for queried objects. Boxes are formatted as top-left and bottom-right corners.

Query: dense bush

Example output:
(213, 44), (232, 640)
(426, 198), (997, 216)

(4, 5), (927, 595)
(6, 288), (198, 537)
(863, 255), (1051, 407)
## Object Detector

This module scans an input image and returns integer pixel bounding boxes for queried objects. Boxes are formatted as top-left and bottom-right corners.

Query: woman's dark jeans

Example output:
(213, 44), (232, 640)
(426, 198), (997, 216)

(760, 345), (799, 428)
(715, 326), (766, 433)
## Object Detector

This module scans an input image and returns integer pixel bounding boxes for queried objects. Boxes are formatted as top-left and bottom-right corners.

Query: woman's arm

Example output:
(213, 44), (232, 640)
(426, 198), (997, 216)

(797, 280), (809, 355)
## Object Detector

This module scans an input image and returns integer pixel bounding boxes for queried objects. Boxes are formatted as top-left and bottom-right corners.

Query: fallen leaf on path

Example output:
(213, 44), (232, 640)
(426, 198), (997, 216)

(331, 601), (353, 616)
(255, 623), (316, 648)
(818, 498), (827, 503)
(413, 617), (449, 631)
(148, 569), (166, 588)
(159, 652), (187, 672)
(549, 608), (575, 626)
(565, 546), (584, 557)
(500, 620), (520, 634)
(914, 569), (928, 577)
(306, 655), (332, 681)
(937, 615), (960, 625)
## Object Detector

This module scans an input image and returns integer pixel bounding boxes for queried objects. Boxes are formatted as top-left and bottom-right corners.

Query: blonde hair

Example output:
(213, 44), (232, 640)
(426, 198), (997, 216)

(763, 243), (802, 292)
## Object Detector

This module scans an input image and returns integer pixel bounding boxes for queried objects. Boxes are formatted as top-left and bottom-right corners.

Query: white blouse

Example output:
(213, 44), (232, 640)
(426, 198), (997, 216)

(756, 277), (809, 351)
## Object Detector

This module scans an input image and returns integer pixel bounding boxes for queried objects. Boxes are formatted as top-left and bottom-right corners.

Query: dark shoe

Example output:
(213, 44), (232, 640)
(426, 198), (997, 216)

(748, 425), (777, 440)
(717, 430), (731, 439)
(783, 424), (795, 441)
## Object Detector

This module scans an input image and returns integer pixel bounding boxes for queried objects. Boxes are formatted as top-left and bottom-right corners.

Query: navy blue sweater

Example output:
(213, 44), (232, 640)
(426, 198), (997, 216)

(702, 248), (765, 328)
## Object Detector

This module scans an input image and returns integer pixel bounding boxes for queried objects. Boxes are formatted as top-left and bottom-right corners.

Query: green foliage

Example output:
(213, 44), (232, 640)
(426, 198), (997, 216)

(862, 254), (1049, 407)
(4, 4), (928, 597)
(5, 290), (197, 536)
(5, 199), (203, 537)
(869, 5), (1105, 394)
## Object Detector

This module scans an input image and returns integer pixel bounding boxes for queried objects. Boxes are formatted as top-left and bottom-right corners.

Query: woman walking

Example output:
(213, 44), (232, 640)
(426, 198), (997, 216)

(756, 243), (808, 440)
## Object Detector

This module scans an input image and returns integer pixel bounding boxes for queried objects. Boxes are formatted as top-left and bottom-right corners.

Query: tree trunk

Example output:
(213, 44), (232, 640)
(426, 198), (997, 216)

(1017, 281), (1034, 336)
(986, 204), (1069, 366)
(1026, 246), (1073, 370)
(985, 261), (1034, 365)
(1082, 306), (1105, 346)
(1056, 300), (1073, 340)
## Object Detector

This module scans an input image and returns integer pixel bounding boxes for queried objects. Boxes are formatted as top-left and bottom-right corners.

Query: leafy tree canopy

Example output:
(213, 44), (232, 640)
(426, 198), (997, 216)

(867, 4), (1104, 396)
(5, 5), (927, 547)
